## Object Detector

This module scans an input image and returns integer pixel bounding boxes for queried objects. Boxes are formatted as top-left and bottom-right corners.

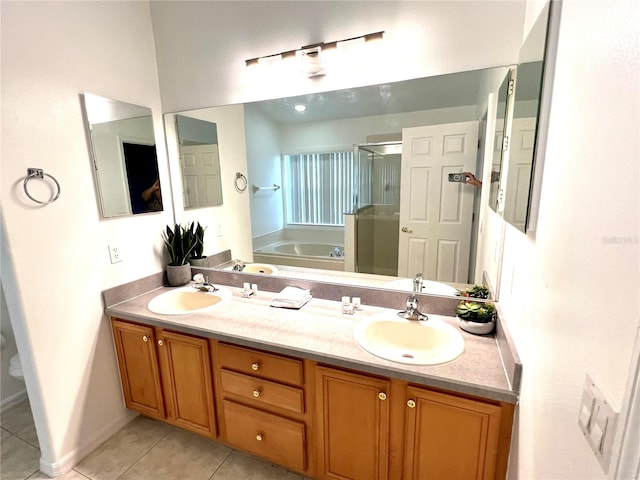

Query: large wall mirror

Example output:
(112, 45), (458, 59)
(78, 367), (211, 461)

(502, 3), (551, 232)
(83, 93), (163, 217)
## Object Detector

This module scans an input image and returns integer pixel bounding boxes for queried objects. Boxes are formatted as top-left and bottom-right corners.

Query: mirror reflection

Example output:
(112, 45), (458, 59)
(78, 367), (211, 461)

(171, 67), (513, 295)
(175, 114), (224, 209)
(503, 3), (551, 232)
(83, 93), (162, 217)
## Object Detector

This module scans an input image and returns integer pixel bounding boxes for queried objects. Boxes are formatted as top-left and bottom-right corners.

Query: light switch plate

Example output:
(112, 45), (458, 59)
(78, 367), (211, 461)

(578, 373), (619, 474)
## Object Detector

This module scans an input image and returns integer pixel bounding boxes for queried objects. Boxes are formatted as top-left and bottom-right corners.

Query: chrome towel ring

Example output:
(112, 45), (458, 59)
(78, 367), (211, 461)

(23, 168), (61, 205)
(234, 172), (248, 193)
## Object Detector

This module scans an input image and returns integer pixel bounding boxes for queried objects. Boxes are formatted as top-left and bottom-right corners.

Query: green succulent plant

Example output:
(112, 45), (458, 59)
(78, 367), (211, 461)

(456, 301), (496, 323)
(456, 284), (490, 299)
(162, 224), (198, 266)
(189, 221), (206, 260)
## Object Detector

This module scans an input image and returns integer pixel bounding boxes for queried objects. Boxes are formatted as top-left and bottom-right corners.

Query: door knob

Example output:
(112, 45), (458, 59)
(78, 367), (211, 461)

(401, 226), (413, 233)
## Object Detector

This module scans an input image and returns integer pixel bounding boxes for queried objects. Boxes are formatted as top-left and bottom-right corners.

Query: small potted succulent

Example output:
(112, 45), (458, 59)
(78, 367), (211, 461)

(162, 223), (197, 286)
(456, 284), (490, 299)
(456, 300), (497, 335)
(188, 222), (209, 267)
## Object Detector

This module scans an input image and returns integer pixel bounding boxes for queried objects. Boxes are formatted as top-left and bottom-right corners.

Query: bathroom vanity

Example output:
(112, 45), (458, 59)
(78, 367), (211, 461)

(105, 278), (519, 480)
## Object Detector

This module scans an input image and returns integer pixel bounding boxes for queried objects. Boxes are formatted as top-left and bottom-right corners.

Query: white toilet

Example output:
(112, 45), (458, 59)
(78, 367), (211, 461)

(9, 353), (24, 381)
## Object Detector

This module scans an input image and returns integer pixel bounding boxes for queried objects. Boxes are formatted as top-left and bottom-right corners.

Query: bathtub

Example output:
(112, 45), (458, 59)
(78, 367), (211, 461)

(253, 241), (345, 271)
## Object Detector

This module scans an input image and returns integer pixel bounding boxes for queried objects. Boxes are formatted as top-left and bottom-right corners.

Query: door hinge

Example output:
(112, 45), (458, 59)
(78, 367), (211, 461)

(502, 136), (510, 152)
(508, 78), (515, 95)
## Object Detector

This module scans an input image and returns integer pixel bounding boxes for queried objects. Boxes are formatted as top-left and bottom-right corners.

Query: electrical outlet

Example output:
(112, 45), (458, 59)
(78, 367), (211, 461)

(108, 244), (123, 264)
(216, 224), (223, 237)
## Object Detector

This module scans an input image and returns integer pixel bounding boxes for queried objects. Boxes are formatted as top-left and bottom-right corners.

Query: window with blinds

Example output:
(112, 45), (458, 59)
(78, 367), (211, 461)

(283, 151), (355, 226)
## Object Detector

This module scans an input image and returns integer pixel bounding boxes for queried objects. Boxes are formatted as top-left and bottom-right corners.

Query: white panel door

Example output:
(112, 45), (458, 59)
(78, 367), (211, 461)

(180, 144), (222, 208)
(503, 117), (536, 230)
(398, 122), (479, 283)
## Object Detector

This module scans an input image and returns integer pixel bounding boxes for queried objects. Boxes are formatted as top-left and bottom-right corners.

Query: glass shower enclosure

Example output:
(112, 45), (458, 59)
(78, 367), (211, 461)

(355, 142), (402, 275)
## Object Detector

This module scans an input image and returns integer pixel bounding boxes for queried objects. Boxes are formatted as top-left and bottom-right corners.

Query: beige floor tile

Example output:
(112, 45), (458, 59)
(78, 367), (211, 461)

(1, 400), (36, 437)
(0, 429), (40, 480)
(211, 451), (302, 480)
(120, 428), (231, 480)
(27, 469), (90, 480)
(74, 416), (171, 480)
(14, 422), (39, 449)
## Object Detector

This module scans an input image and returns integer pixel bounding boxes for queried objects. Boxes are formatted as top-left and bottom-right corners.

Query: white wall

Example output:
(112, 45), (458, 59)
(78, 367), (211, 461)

(1, 2), (171, 475)
(243, 105), (285, 238)
(499, 1), (640, 478)
(150, 1), (524, 111)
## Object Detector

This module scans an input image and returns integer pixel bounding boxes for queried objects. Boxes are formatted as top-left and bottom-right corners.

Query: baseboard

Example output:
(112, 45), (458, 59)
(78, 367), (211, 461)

(39, 410), (138, 477)
(0, 389), (27, 413)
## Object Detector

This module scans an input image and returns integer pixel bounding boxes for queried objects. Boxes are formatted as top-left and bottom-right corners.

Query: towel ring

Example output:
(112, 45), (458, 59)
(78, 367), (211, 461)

(23, 168), (61, 205)
(234, 172), (248, 193)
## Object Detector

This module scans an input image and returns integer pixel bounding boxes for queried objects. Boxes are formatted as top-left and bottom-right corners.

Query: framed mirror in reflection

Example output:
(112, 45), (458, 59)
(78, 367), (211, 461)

(175, 114), (223, 209)
(82, 93), (163, 217)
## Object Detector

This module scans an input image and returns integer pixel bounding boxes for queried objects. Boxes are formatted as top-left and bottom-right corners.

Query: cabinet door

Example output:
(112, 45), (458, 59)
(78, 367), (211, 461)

(111, 319), (165, 419)
(316, 366), (390, 480)
(156, 330), (217, 438)
(404, 387), (502, 480)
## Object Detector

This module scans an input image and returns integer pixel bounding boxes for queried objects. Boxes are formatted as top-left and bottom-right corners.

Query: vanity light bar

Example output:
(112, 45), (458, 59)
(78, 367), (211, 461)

(245, 31), (384, 66)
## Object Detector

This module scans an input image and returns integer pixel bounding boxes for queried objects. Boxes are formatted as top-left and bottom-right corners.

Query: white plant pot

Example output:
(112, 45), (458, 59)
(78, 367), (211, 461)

(457, 316), (496, 335)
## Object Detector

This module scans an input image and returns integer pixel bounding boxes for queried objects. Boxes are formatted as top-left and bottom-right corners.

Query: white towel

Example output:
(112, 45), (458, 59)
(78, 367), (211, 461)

(270, 286), (312, 309)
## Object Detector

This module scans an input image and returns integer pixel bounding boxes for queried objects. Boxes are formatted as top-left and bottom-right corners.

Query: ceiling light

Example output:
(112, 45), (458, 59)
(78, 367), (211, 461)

(294, 104), (306, 112)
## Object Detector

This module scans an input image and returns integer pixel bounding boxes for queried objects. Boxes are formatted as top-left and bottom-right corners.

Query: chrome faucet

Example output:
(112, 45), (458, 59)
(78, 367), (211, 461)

(232, 259), (245, 271)
(398, 295), (428, 321)
(413, 273), (424, 293)
(192, 276), (218, 292)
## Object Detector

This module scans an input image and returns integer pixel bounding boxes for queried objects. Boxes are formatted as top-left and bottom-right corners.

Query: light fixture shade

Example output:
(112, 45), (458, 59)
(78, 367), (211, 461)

(299, 46), (326, 77)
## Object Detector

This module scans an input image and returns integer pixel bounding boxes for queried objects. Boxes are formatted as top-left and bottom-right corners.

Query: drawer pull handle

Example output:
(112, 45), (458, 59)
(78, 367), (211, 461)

(378, 392), (387, 401)
(253, 389), (261, 398)
(407, 399), (416, 408)
(256, 433), (263, 441)
(157, 339), (164, 346)
(142, 335), (150, 342)
(251, 362), (260, 371)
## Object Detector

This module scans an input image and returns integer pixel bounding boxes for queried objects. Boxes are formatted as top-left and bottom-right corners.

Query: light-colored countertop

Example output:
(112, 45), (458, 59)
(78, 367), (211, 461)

(105, 284), (518, 403)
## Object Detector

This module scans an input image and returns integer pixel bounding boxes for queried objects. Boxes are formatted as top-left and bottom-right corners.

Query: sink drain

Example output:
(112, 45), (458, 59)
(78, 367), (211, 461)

(402, 353), (415, 359)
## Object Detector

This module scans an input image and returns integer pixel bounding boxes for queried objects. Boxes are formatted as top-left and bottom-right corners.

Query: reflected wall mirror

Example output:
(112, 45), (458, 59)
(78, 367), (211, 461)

(175, 114), (223, 209)
(83, 93), (163, 217)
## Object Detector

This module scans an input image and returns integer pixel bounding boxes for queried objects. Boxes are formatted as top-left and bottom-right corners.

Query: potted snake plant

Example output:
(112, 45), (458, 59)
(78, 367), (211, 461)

(162, 223), (197, 286)
(188, 222), (209, 267)
(456, 300), (497, 335)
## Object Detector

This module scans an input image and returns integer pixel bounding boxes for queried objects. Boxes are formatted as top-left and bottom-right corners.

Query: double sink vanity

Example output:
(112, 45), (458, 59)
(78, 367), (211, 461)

(103, 269), (520, 479)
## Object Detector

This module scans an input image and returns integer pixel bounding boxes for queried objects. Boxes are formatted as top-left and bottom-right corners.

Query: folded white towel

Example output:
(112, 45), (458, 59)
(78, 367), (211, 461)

(271, 286), (312, 309)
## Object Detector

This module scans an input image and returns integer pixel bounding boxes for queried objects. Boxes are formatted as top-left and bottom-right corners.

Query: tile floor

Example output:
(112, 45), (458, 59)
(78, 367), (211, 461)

(1, 400), (310, 480)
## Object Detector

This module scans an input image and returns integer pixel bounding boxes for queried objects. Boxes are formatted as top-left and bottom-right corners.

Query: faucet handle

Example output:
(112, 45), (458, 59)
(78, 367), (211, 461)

(406, 295), (418, 309)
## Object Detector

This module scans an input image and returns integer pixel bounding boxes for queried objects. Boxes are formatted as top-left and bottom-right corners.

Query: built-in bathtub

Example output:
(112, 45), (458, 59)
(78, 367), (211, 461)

(253, 241), (345, 271)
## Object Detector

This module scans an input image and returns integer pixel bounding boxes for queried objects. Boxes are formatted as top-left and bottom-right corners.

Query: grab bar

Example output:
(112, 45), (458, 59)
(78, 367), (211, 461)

(252, 184), (281, 193)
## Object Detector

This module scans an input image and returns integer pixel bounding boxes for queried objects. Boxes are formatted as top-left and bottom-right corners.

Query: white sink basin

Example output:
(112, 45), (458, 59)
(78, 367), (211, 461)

(147, 285), (232, 315)
(354, 314), (464, 365)
(382, 278), (458, 296)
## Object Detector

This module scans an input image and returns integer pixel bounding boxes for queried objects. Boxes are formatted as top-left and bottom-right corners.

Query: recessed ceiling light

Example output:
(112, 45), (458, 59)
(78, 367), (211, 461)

(294, 104), (306, 112)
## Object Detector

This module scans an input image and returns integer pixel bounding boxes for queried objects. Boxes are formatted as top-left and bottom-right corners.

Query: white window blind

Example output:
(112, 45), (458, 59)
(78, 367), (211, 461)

(284, 151), (354, 226)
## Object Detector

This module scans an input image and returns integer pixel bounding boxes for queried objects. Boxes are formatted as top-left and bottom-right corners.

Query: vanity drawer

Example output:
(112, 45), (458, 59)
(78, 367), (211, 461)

(220, 369), (305, 414)
(223, 400), (306, 472)
(217, 343), (304, 386)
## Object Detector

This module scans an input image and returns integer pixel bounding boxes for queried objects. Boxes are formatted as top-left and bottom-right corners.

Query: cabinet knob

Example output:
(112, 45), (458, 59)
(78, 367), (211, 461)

(142, 335), (150, 342)
(251, 362), (260, 371)
(253, 389), (261, 398)
(407, 399), (416, 408)
(256, 433), (263, 442)
(157, 339), (164, 346)
(378, 392), (387, 401)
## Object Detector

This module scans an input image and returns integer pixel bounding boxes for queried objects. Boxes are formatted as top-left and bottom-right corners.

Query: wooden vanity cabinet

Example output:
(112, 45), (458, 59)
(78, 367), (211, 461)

(315, 366), (390, 480)
(111, 318), (217, 439)
(211, 342), (314, 475)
